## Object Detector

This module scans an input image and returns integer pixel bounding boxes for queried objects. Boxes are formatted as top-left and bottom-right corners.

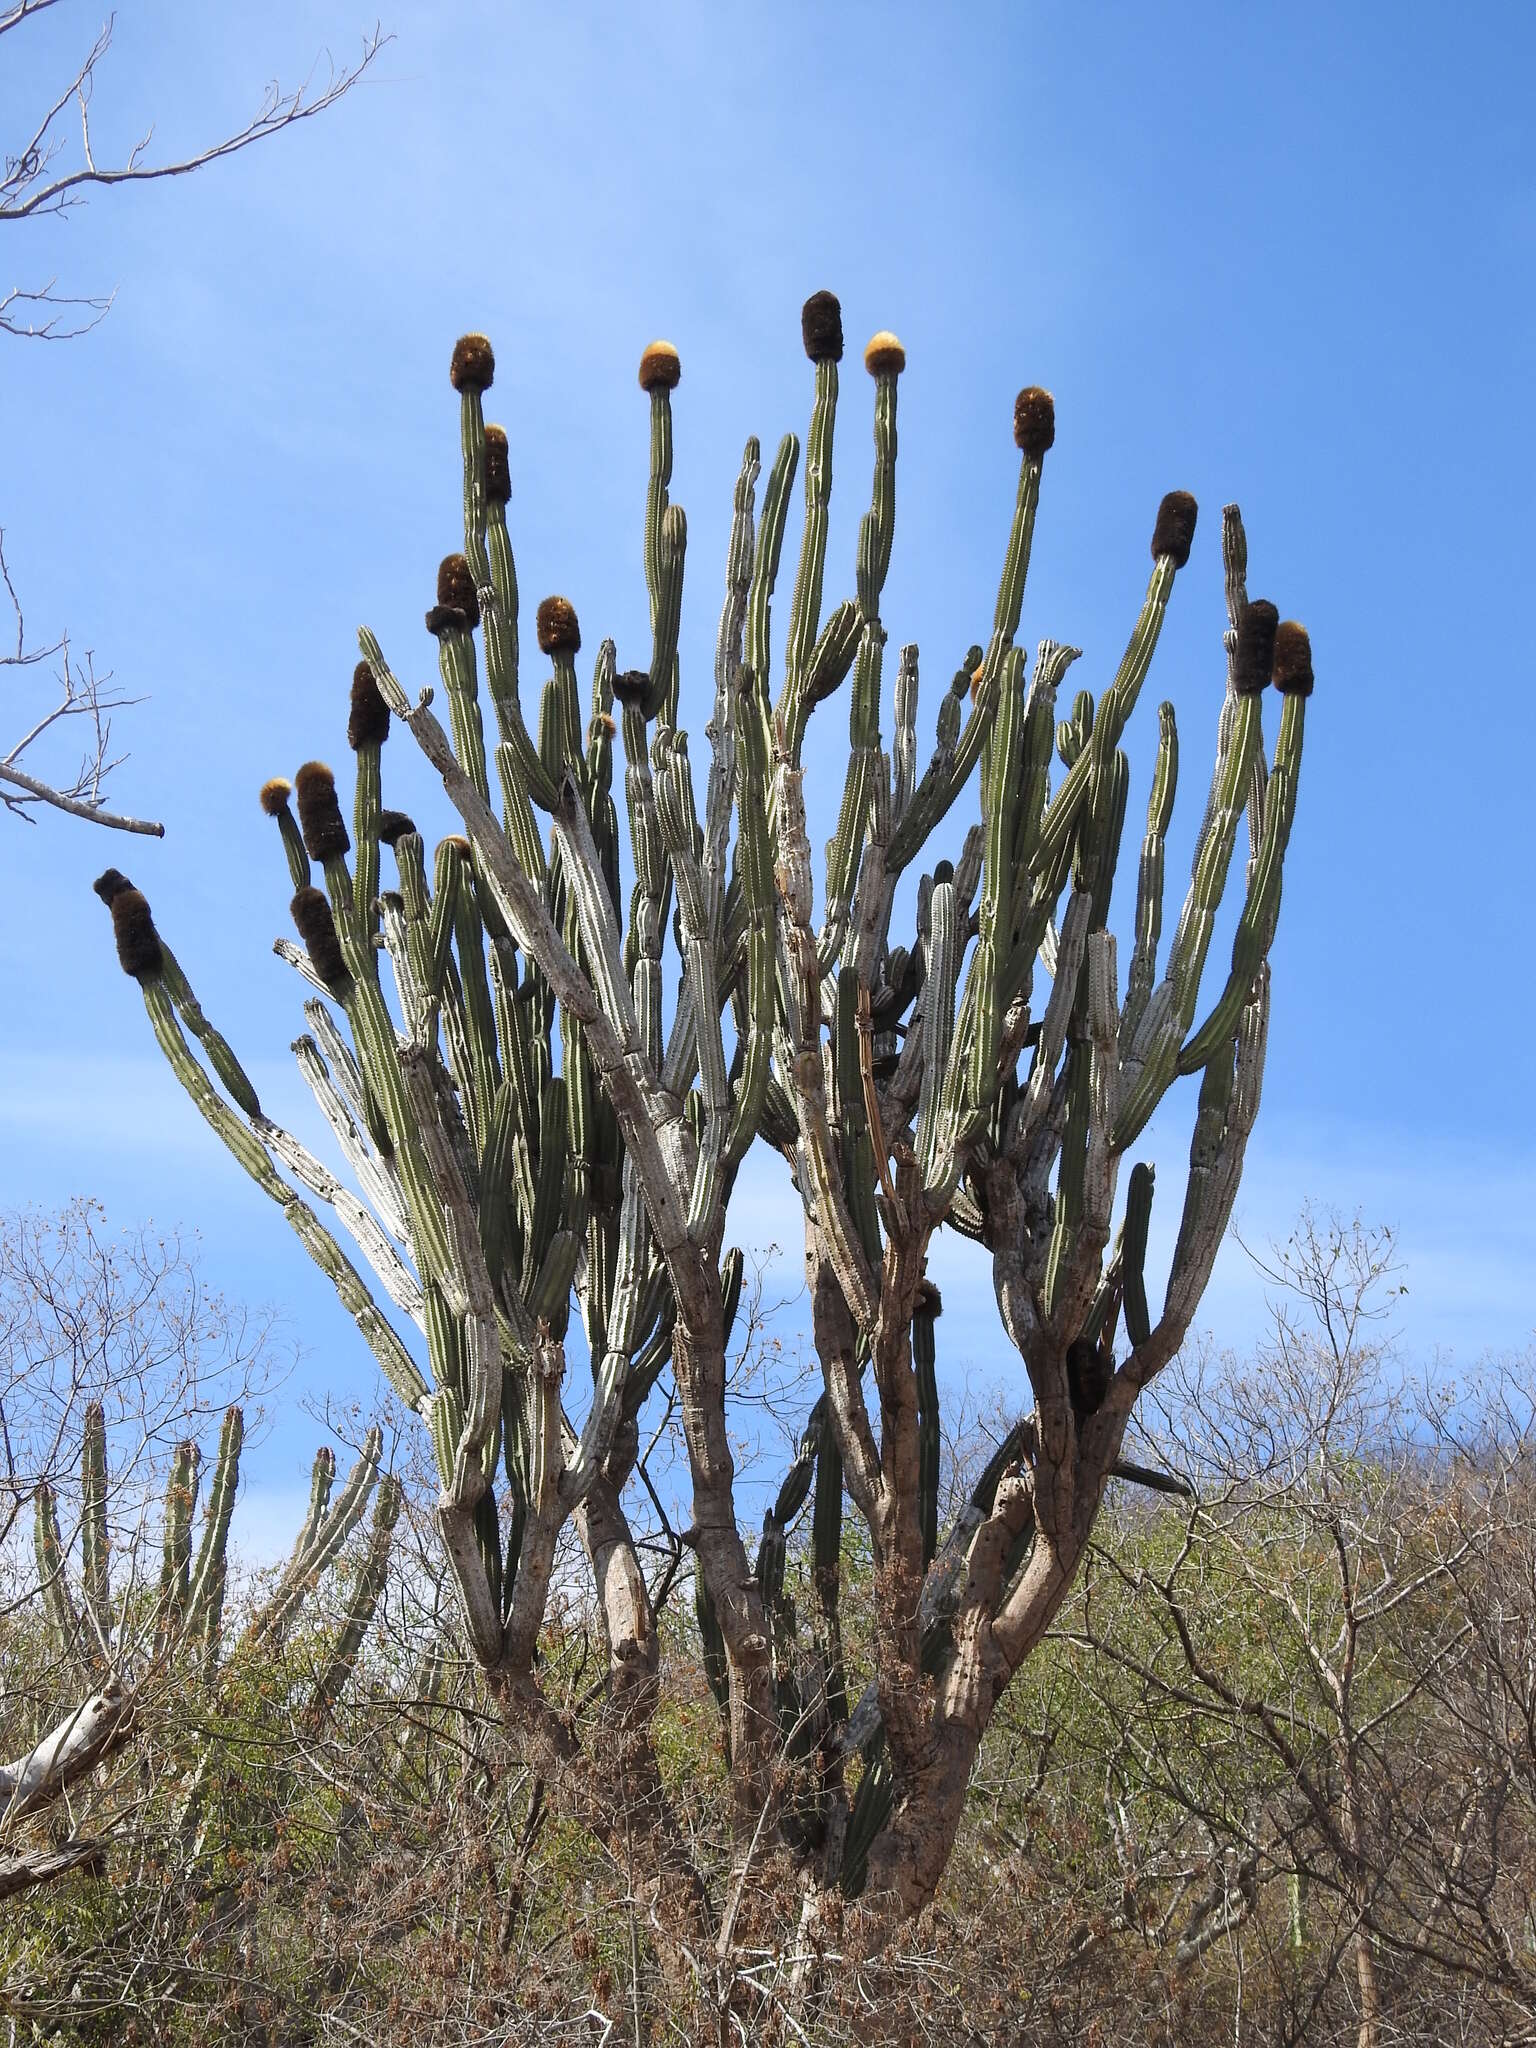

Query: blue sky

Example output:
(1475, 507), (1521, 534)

(4, 2), (1534, 1539)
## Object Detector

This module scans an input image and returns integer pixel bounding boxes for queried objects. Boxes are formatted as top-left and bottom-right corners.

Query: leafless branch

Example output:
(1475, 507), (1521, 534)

(0, 530), (161, 833)
(0, 13), (391, 826)
(0, 278), (115, 341)
(1, 12), (391, 246)
(0, 1834), (107, 1903)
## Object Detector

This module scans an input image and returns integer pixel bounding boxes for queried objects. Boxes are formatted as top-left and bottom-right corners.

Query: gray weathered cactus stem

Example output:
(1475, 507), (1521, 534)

(94, 298), (1312, 1956)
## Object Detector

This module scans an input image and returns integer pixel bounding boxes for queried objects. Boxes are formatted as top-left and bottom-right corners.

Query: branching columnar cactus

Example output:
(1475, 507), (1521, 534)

(95, 294), (1312, 1954)
(5, 1400), (397, 1823)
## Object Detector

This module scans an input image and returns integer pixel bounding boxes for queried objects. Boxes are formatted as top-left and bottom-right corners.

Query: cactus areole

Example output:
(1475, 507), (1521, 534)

(96, 293), (1313, 1948)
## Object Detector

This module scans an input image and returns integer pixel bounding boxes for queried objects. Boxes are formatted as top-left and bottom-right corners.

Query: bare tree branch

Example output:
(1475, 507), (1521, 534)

(0, 1835), (107, 1904)
(0, 13), (390, 824)
(0, 755), (163, 833)
(0, 278), (114, 342)
(1, 11), (391, 240)
(0, 530), (161, 832)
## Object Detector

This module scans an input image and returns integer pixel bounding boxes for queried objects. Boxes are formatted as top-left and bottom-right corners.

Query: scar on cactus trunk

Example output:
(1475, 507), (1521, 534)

(94, 292), (1313, 1976)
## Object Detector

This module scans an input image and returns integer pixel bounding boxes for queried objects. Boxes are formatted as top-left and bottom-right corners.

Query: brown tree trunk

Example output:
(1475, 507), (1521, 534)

(670, 1315), (777, 1833)
(1353, 1919), (1382, 2048)
(0, 1838), (106, 1902)
(859, 1470), (1041, 1927)
(860, 1718), (984, 1921)
(1338, 1751), (1381, 2048)
(490, 1467), (715, 1974)
(494, 1670), (712, 1969)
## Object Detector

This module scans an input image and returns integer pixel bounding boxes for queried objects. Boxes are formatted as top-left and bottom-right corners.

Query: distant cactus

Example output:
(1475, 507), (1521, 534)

(94, 294), (1312, 1953)
(5, 1404), (398, 1828)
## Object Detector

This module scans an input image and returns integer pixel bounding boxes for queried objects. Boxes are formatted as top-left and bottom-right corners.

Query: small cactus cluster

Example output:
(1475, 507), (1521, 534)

(95, 293), (1312, 1917)
(35, 1401), (398, 1692)
(9, 1400), (398, 1821)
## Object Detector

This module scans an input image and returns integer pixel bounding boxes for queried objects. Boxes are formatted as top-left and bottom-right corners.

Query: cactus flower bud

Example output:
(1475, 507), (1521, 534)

(92, 867), (132, 905)
(1151, 490), (1198, 568)
(484, 424), (511, 504)
(110, 886), (163, 980)
(294, 762), (350, 862)
(347, 661), (391, 749)
(536, 596), (580, 656)
(258, 777), (292, 817)
(436, 554), (480, 629)
(1233, 599), (1279, 696)
(638, 340), (681, 392)
(1012, 386), (1056, 459)
(377, 809), (417, 846)
(801, 290), (844, 363)
(1272, 620), (1314, 696)
(289, 887), (349, 993)
(863, 331), (906, 377)
(449, 333), (495, 394)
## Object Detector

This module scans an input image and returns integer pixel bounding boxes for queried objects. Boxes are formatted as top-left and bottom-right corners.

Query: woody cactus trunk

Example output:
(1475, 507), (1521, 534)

(95, 294), (1313, 1960)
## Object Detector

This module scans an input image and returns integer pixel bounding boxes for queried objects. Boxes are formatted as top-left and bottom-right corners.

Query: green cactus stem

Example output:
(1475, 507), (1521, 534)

(777, 293), (843, 751)
(155, 1438), (201, 1649)
(185, 1405), (243, 1668)
(33, 1481), (82, 1669)
(349, 659), (391, 941)
(110, 934), (429, 1411)
(1122, 702), (1179, 1045)
(431, 562), (492, 808)
(640, 341), (681, 721)
(473, 397), (559, 829)
(1032, 506), (1194, 882)
(307, 1473), (402, 1721)
(79, 1400), (111, 1655)
(744, 433), (799, 734)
